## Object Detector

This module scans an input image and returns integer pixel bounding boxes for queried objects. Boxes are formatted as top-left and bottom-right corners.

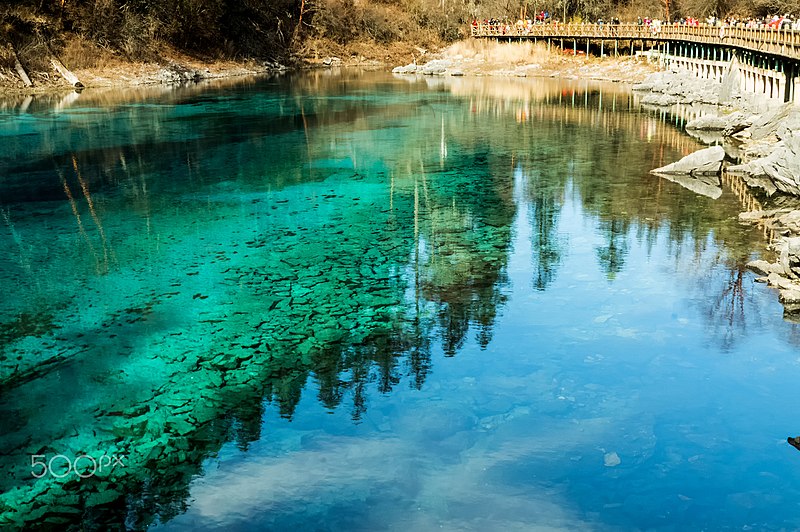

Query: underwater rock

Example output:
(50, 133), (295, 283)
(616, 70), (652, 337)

(604, 451), (621, 467)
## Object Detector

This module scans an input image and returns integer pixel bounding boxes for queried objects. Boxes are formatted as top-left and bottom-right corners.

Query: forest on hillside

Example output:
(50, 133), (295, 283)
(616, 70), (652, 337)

(0, 0), (797, 67)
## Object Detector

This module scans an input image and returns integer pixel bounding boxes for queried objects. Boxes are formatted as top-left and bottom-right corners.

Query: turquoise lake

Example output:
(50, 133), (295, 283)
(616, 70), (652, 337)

(1, 70), (800, 530)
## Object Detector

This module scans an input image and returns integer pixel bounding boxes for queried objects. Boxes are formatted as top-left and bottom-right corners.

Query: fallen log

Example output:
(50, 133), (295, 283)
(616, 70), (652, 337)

(7, 44), (33, 87)
(39, 39), (83, 88)
(50, 56), (83, 88)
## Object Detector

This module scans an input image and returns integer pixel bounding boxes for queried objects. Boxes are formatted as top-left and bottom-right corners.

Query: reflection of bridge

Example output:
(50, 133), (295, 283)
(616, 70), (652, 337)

(472, 23), (800, 102)
(459, 81), (772, 213)
(450, 78), (704, 158)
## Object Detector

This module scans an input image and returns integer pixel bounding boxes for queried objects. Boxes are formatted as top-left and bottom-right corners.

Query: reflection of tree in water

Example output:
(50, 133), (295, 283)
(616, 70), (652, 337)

(412, 156), (514, 356)
(310, 333), (419, 422)
(693, 254), (757, 352)
(524, 167), (565, 291)
(232, 154), (516, 425)
(595, 218), (631, 281)
(706, 266), (748, 352)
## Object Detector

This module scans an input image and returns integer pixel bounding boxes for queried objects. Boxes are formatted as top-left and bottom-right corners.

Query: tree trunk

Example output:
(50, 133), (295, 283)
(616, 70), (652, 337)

(42, 40), (83, 88)
(9, 45), (33, 87)
(292, 0), (307, 46)
(50, 57), (83, 88)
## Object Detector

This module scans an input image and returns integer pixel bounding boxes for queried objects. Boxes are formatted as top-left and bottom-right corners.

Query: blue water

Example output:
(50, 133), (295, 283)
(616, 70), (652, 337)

(1, 72), (799, 531)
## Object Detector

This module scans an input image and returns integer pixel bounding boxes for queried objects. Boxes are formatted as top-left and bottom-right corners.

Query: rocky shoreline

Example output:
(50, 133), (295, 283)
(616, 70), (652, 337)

(0, 57), (290, 95)
(390, 40), (657, 83)
(631, 66), (800, 321)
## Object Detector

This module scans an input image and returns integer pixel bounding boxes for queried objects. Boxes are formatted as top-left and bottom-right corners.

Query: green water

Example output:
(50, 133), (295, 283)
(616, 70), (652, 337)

(1, 71), (799, 531)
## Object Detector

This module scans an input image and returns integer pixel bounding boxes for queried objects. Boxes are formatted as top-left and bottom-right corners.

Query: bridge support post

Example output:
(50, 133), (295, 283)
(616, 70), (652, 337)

(573, 39), (577, 56)
(586, 39), (589, 57)
(614, 40), (617, 57)
(600, 40), (604, 58)
(547, 38), (551, 53)
(783, 62), (795, 103)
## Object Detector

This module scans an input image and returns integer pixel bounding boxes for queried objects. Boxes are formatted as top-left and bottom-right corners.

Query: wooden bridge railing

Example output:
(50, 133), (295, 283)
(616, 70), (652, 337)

(471, 23), (800, 60)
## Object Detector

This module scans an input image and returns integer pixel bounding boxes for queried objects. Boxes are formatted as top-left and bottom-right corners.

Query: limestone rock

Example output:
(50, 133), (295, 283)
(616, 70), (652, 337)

(777, 109), (800, 140)
(727, 132), (800, 196)
(780, 289), (800, 304)
(155, 63), (202, 84)
(746, 260), (773, 276)
(686, 114), (728, 131)
(721, 112), (753, 136)
(392, 63), (418, 74)
(651, 146), (725, 177)
(420, 59), (451, 76)
(632, 72), (662, 91)
(641, 92), (679, 107)
(743, 139), (780, 159)
(748, 103), (795, 141)
(768, 272), (796, 291)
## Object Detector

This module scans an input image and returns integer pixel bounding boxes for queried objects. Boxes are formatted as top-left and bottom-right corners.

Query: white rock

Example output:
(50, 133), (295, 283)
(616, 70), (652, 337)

(651, 146), (725, 177)
(604, 451), (621, 467)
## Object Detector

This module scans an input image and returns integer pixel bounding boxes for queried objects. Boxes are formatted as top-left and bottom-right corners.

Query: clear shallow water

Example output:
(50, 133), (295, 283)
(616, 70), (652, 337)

(1, 71), (799, 531)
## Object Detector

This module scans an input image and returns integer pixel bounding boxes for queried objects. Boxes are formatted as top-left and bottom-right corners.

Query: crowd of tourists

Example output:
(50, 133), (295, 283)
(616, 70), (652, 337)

(472, 13), (800, 33)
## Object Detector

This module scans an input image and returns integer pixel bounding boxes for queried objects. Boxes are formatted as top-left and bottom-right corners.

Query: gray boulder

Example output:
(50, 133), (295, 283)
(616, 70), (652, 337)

(632, 71), (663, 91)
(777, 109), (800, 141)
(420, 59), (451, 76)
(748, 102), (795, 141)
(651, 145), (725, 177)
(722, 112), (753, 136)
(392, 63), (418, 74)
(686, 114), (728, 131)
(746, 260), (774, 276)
(727, 132), (800, 196)
(686, 112), (752, 137)
(641, 93), (679, 107)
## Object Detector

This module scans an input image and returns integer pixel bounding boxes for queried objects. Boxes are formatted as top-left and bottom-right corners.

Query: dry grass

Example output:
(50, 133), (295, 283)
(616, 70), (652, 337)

(300, 35), (441, 66)
(60, 35), (120, 70)
(442, 39), (552, 65)
(0, 44), (14, 69)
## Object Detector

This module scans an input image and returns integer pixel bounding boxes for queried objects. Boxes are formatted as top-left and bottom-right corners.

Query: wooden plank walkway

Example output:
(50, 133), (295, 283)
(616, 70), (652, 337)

(471, 23), (800, 61)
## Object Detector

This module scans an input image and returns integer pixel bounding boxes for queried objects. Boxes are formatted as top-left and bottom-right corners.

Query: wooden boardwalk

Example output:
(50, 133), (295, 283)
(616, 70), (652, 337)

(472, 23), (800, 61)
